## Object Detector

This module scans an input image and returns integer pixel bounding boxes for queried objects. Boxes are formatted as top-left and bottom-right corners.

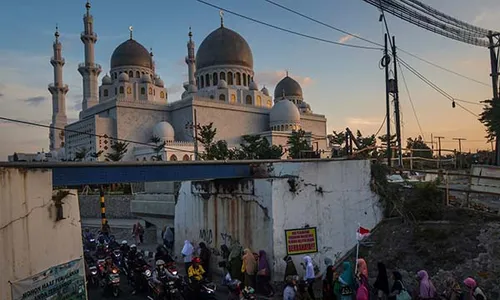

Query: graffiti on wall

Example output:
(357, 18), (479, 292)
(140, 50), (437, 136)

(220, 232), (233, 245)
(199, 229), (213, 245)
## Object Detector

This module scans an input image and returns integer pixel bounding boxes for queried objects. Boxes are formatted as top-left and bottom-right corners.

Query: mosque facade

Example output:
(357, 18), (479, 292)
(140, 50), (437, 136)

(45, 2), (329, 162)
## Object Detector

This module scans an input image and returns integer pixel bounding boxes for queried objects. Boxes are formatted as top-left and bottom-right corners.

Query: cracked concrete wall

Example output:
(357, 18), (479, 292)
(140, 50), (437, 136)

(269, 159), (382, 281)
(174, 178), (273, 273)
(0, 168), (83, 300)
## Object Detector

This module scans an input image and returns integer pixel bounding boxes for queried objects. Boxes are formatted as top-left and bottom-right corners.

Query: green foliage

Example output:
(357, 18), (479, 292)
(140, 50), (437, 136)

(404, 181), (444, 221)
(89, 150), (104, 159)
(150, 135), (166, 161)
(479, 98), (500, 142)
(105, 142), (129, 162)
(406, 136), (432, 158)
(378, 134), (397, 158)
(287, 129), (310, 159)
(240, 135), (283, 159)
(75, 147), (89, 161)
(370, 162), (401, 217)
(329, 129), (377, 158)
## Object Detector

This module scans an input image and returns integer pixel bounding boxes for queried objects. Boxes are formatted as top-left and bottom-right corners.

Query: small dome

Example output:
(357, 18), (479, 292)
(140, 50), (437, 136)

(274, 76), (303, 99)
(299, 101), (312, 113)
(141, 74), (152, 83)
(102, 74), (112, 85)
(181, 90), (188, 99)
(261, 86), (269, 96)
(196, 26), (253, 70)
(118, 72), (129, 82)
(249, 81), (258, 91)
(153, 121), (175, 142)
(155, 77), (164, 87)
(269, 98), (300, 127)
(183, 82), (190, 91)
(110, 39), (152, 69)
(218, 79), (228, 89)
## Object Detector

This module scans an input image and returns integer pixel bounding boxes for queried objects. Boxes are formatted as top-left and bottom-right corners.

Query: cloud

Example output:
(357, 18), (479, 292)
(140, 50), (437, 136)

(167, 84), (182, 95)
(22, 96), (47, 106)
(254, 70), (314, 88)
(345, 117), (383, 126)
(338, 34), (354, 44)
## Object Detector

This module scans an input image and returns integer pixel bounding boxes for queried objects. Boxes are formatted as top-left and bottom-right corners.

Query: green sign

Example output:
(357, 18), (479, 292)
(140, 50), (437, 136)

(11, 258), (87, 300)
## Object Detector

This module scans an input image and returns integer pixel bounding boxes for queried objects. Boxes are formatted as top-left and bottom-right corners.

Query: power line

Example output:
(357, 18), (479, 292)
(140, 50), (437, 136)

(397, 58), (479, 117)
(374, 114), (387, 136)
(259, 0), (491, 87)
(196, 0), (382, 50)
(397, 60), (425, 139)
(0, 116), (196, 154)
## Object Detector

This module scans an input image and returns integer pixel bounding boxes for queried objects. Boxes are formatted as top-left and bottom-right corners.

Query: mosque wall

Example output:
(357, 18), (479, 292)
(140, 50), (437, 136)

(0, 168), (83, 300)
(174, 159), (382, 281)
(301, 115), (327, 137)
(168, 101), (194, 142)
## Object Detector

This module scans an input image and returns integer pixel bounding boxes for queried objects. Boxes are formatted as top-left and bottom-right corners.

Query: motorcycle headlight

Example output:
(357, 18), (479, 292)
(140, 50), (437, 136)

(91, 270), (97, 275)
(144, 270), (152, 277)
(90, 239), (95, 242)
(171, 271), (178, 276)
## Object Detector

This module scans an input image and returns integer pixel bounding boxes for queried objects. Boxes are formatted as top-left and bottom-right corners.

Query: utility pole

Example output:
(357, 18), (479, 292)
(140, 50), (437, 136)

(384, 34), (392, 167)
(185, 109), (199, 160)
(453, 137), (466, 169)
(392, 36), (403, 168)
(487, 31), (500, 165)
(435, 136), (444, 168)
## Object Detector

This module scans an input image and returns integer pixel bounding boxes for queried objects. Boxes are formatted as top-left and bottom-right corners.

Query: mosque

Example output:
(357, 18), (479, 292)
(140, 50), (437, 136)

(45, 1), (329, 162)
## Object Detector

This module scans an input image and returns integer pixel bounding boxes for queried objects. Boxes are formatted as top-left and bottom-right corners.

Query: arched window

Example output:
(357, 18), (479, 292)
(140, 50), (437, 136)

(183, 154), (190, 161)
(127, 86), (132, 94)
(267, 100), (272, 107)
(220, 72), (226, 81)
(285, 125), (289, 131)
(219, 94), (226, 101)
(205, 74), (210, 87)
(99, 90), (101, 97)
(210, 95), (214, 99)
(160, 91), (165, 98)
(136, 71), (140, 78)
(227, 72), (233, 85)
(197, 77), (200, 89)
(114, 73), (117, 79)
(119, 86), (124, 94)
(281, 125), (284, 131)
(149, 87), (153, 95)
(248, 75), (251, 85)
(246, 95), (252, 105)
(104, 89), (108, 97)
(236, 72), (241, 85)
(212, 72), (218, 86)
(141, 87), (145, 95)
(142, 72), (145, 76)
(169, 154), (178, 161)
(230, 94), (236, 103)
(243, 74), (247, 86)
(256, 96), (262, 106)
(143, 157), (147, 161)
(128, 71), (133, 77)
(201, 76), (205, 88)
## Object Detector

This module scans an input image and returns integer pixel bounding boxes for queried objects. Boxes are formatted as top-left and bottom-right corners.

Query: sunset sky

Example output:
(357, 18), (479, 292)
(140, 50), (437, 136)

(0, 0), (498, 159)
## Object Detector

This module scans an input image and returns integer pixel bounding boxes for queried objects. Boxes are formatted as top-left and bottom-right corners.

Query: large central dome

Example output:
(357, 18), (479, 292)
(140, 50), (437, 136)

(196, 26), (253, 70)
(111, 39), (152, 69)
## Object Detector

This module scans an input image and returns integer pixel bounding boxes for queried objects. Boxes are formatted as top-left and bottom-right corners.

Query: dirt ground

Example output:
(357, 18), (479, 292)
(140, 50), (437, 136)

(350, 208), (500, 299)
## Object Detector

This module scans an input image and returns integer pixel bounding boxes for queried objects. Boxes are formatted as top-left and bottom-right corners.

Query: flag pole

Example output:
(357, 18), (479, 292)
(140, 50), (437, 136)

(355, 223), (360, 274)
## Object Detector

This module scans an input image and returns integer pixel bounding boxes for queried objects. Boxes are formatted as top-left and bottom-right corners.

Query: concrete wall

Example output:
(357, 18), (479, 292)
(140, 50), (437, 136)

(0, 168), (83, 300)
(79, 194), (134, 218)
(174, 159), (382, 281)
(470, 164), (500, 194)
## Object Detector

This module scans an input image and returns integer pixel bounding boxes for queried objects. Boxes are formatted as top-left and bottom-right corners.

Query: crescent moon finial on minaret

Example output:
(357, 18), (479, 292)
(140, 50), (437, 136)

(220, 10), (224, 27)
(129, 26), (133, 40)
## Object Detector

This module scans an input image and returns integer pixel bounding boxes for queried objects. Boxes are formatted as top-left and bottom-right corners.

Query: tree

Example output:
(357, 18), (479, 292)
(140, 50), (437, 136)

(406, 136), (432, 158)
(89, 150), (104, 160)
(479, 98), (500, 142)
(240, 135), (283, 159)
(105, 142), (129, 162)
(353, 130), (377, 158)
(377, 134), (397, 158)
(287, 129), (310, 159)
(328, 130), (347, 157)
(150, 135), (166, 161)
(75, 147), (90, 161)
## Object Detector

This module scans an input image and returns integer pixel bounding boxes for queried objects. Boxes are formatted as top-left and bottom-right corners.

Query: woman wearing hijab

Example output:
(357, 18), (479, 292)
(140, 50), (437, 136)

(373, 262), (390, 300)
(416, 270), (437, 300)
(257, 250), (274, 297)
(181, 240), (194, 274)
(322, 265), (339, 300)
(228, 242), (244, 281)
(199, 242), (211, 278)
(303, 256), (316, 299)
(339, 261), (354, 300)
(284, 255), (299, 282)
(389, 271), (410, 300)
(242, 248), (257, 288)
(356, 258), (368, 279)
(321, 257), (334, 280)
(463, 277), (486, 300)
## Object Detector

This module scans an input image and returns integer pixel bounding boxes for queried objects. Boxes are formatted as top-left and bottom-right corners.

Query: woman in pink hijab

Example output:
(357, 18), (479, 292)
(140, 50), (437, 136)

(463, 277), (486, 300)
(416, 270), (436, 299)
(356, 259), (369, 300)
(356, 258), (368, 278)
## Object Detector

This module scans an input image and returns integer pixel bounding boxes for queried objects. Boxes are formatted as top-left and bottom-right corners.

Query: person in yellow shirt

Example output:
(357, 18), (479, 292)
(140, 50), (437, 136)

(188, 257), (205, 281)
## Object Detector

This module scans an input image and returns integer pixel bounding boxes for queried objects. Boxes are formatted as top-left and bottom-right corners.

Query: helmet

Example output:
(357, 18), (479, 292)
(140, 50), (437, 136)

(130, 244), (137, 249)
(192, 257), (201, 263)
(121, 240), (128, 245)
(105, 256), (112, 261)
(156, 260), (165, 267)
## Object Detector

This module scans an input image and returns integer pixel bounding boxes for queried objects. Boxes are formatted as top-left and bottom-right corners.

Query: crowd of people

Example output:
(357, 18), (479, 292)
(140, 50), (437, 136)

(282, 257), (487, 300)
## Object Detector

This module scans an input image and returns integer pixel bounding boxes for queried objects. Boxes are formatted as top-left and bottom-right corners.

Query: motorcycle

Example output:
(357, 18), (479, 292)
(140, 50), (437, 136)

(184, 278), (217, 300)
(112, 249), (122, 267)
(241, 286), (256, 300)
(88, 263), (99, 287)
(104, 267), (121, 297)
(149, 263), (182, 300)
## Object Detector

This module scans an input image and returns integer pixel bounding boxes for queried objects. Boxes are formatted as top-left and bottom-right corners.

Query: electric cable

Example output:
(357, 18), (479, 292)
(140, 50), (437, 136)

(0, 116), (196, 154)
(259, 0), (491, 87)
(196, 0), (383, 51)
(374, 114), (387, 137)
(397, 60), (425, 139)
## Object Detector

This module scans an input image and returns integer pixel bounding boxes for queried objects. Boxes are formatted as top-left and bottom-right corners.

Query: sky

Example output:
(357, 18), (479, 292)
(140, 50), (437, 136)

(0, 0), (498, 160)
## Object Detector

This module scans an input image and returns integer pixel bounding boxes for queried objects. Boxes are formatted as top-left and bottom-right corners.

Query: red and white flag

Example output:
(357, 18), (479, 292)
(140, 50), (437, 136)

(356, 226), (370, 241)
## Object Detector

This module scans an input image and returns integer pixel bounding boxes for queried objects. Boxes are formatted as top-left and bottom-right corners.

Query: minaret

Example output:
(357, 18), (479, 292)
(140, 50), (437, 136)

(78, 0), (101, 112)
(49, 25), (68, 151)
(185, 27), (197, 93)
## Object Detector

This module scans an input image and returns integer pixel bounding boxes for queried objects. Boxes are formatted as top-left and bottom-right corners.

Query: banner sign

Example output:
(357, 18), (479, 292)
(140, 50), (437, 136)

(11, 258), (87, 300)
(285, 227), (318, 255)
